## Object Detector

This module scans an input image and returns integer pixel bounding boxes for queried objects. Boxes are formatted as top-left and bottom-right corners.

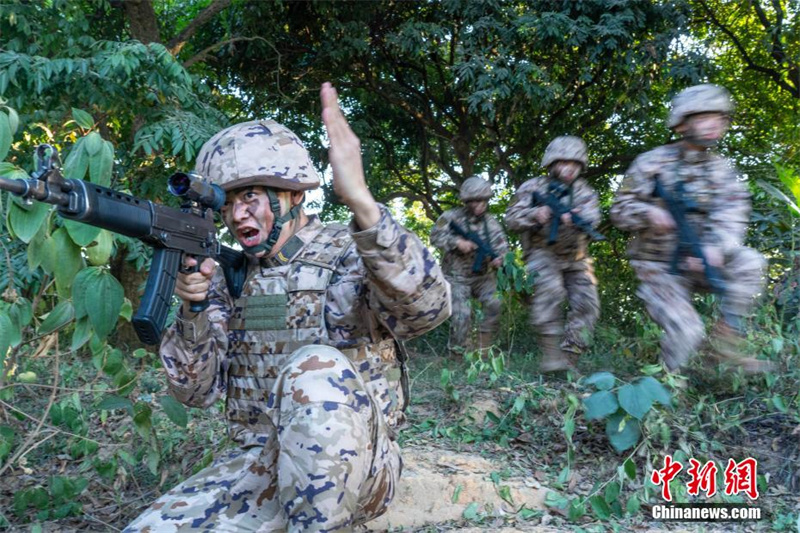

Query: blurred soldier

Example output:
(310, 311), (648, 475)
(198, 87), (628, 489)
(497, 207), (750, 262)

(124, 83), (451, 532)
(431, 176), (508, 356)
(506, 136), (601, 372)
(611, 83), (773, 374)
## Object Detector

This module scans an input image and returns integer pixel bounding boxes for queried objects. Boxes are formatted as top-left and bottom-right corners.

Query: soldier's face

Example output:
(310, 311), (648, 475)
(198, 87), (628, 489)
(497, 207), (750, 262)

(466, 200), (488, 217)
(221, 186), (278, 250)
(551, 161), (582, 184)
(681, 112), (730, 148)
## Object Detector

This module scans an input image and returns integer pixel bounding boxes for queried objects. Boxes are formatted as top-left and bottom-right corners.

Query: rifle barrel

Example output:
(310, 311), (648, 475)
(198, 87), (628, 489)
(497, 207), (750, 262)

(0, 176), (30, 196)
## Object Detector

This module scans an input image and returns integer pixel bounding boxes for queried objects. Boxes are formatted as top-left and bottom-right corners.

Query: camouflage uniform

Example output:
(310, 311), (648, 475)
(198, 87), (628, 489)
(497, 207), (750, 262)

(124, 120), (451, 532)
(506, 137), (601, 367)
(430, 177), (508, 354)
(610, 84), (767, 371)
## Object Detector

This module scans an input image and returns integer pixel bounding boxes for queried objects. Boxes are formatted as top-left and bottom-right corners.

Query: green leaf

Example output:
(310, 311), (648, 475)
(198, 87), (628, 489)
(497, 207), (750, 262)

(159, 395), (188, 428)
(119, 298), (133, 321)
(147, 447), (160, 476)
(0, 315), (13, 367)
(5, 107), (18, 135)
(617, 383), (652, 420)
(634, 376), (671, 407)
(604, 481), (621, 504)
(583, 390), (619, 421)
(70, 317), (92, 352)
(605, 412), (641, 453)
(26, 224), (49, 270)
(567, 497), (586, 521)
(584, 371), (616, 390)
(83, 131), (103, 156)
(589, 495), (611, 520)
(0, 111), (11, 160)
(63, 219), (101, 247)
(86, 230), (114, 266)
(50, 227), (84, 297)
(62, 138), (89, 181)
(71, 108), (94, 130)
(37, 300), (75, 335)
(626, 495), (641, 516)
(8, 198), (50, 243)
(772, 395), (788, 413)
(102, 348), (123, 376)
(132, 402), (152, 439)
(623, 458), (636, 480)
(82, 268), (123, 339)
(96, 395), (132, 413)
(0, 425), (16, 463)
(462, 502), (480, 521)
(88, 141), (113, 186)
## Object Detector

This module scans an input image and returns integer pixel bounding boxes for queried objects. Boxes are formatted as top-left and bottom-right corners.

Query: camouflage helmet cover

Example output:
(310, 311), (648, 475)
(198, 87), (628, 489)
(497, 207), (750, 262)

(195, 119), (320, 192)
(459, 176), (493, 202)
(667, 84), (733, 129)
(541, 136), (588, 169)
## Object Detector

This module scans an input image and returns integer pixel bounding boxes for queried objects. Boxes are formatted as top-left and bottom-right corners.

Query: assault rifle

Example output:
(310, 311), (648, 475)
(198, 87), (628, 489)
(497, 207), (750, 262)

(0, 144), (246, 345)
(531, 181), (605, 245)
(652, 175), (726, 297)
(449, 220), (498, 273)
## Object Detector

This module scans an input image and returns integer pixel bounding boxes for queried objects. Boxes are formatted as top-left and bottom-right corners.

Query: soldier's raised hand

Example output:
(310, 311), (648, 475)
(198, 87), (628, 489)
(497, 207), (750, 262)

(176, 256), (216, 316)
(321, 82), (381, 229)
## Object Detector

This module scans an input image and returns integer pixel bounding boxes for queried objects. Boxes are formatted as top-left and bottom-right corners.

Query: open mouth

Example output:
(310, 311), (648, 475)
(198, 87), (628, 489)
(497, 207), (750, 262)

(237, 227), (262, 247)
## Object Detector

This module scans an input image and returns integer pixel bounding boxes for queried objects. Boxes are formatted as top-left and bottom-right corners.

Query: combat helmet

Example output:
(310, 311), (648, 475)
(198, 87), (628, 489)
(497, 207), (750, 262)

(541, 136), (588, 169)
(195, 119), (320, 192)
(460, 176), (493, 202)
(194, 119), (319, 256)
(667, 84), (733, 129)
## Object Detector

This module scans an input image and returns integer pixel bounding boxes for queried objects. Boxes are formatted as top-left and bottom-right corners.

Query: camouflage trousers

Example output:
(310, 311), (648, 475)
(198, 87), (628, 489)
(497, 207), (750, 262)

(447, 272), (501, 351)
(526, 250), (599, 351)
(631, 246), (766, 370)
(124, 345), (401, 532)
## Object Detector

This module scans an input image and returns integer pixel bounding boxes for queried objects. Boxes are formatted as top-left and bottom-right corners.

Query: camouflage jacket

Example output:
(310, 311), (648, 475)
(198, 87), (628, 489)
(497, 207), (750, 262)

(506, 176), (601, 261)
(610, 143), (751, 261)
(160, 205), (450, 414)
(430, 207), (509, 278)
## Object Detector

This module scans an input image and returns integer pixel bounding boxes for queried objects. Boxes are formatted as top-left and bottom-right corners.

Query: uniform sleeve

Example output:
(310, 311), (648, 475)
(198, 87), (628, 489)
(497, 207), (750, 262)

(430, 211), (458, 252)
(506, 180), (548, 233)
(159, 270), (233, 408)
(349, 204), (451, 340)
(488, 216), (509, 256)
(610, 154), (658, 232)
(575, 182), (601, 228)
(707, 169), (751, 250)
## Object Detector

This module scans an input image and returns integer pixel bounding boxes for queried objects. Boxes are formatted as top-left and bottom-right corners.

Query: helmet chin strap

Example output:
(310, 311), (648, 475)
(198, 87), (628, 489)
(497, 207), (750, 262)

(242, 189), (303, 256)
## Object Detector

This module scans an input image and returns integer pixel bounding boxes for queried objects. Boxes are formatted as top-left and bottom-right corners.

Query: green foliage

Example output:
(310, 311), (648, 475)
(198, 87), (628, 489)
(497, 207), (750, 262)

(582, 371), (671, 453)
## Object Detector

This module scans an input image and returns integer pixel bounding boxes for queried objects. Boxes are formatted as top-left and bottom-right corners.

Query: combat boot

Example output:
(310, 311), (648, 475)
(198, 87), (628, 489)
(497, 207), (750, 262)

(709, 321), (776, 374)
(539, 335), (577, 373)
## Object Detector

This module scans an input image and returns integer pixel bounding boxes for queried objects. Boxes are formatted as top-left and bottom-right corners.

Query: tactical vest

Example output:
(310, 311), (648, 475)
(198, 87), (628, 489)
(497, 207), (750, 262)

(224, 223), (406, 447)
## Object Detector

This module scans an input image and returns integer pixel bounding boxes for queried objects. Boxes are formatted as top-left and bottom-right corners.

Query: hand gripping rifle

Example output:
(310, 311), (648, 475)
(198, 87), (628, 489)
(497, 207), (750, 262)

(531, 181), (605, 245)
(651, 175), (726, 298)
(448, 220), (498, 273)
(0, 144), (246, 345)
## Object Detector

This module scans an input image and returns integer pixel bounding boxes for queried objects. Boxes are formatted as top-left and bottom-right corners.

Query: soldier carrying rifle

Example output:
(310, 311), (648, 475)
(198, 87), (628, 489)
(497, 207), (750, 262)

(431, 176), (509, 358)
(506, 136), (602, 373)
(611, 84), (774, 375)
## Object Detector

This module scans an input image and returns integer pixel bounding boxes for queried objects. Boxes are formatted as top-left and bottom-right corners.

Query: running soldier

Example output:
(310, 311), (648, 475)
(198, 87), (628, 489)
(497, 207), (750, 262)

(611, 83), (773, 374)
(124, 82), (451, 532)
(431, 176), (508, 356)
(506, 136), (601, 372)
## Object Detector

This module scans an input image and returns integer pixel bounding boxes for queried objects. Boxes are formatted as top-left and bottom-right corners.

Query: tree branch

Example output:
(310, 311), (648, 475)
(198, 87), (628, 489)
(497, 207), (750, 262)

(167, 0), (233, 56)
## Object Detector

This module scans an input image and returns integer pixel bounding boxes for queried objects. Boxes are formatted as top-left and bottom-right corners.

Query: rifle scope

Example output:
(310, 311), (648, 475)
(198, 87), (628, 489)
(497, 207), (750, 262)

(167, 172), (226, 211)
